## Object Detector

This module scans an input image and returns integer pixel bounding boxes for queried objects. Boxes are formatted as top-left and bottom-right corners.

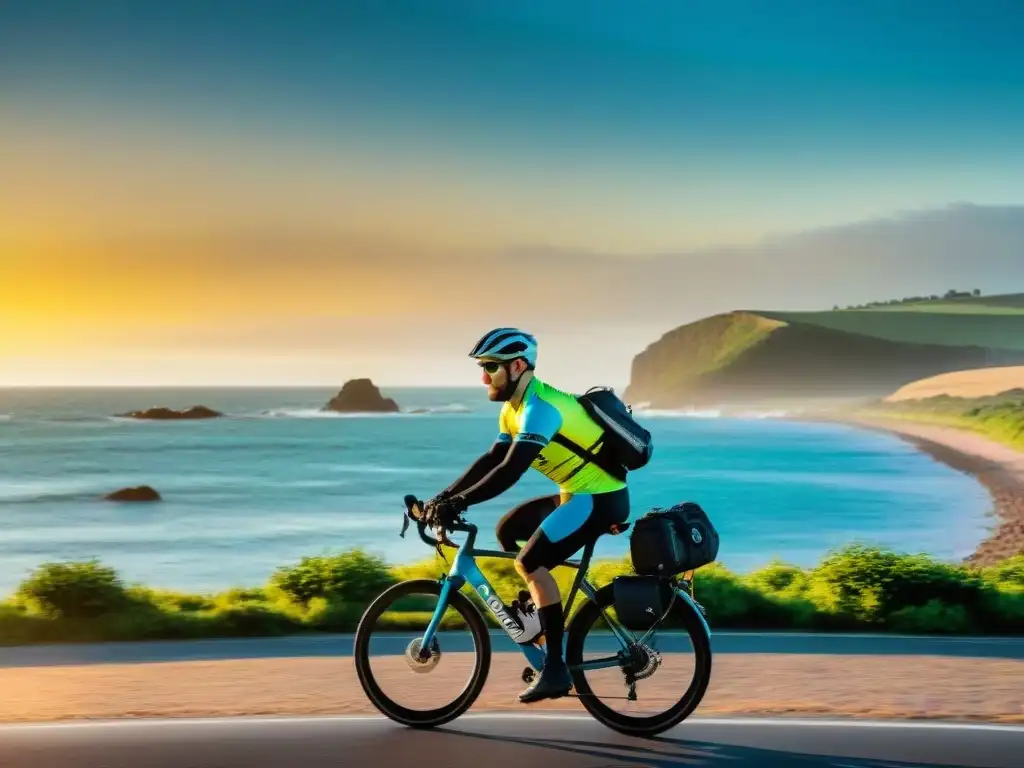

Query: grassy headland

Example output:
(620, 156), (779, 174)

(624, 293), (1024, 408)
(2, 544), (1022, 646)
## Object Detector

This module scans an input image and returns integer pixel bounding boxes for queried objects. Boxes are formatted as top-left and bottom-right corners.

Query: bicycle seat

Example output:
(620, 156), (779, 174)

(607, 522), (630, 536)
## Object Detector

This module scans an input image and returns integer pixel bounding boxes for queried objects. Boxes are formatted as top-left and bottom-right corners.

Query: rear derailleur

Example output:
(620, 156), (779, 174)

(620, 640), (662, 701)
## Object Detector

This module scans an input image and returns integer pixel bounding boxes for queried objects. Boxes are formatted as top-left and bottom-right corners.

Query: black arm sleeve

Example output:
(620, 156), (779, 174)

(456, 439), (543, 508)
(442, 439), (512, 496)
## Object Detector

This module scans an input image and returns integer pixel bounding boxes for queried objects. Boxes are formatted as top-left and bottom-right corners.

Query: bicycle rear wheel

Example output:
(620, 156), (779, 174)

(565, 582), (712, 737)
(353, 578), (492, 728)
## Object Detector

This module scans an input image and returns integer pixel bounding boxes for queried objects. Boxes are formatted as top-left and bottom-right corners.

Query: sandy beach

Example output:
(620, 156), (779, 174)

(829, 414), (1024, 566)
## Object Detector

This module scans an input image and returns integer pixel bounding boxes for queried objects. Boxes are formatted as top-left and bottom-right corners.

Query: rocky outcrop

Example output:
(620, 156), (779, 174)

(322, 379), (400, 413)
(105, 485), (162, 502)
(117, 406), (223, 420)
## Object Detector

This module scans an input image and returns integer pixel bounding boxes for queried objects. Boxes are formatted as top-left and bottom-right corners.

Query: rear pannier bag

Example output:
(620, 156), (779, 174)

(629, 501), (720, 577)
(612, 574), (675, 630)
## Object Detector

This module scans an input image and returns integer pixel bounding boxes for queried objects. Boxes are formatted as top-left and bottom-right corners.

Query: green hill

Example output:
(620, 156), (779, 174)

(624, 296), (1024, 408)
(760, 293), (1024, 349)
(825, 290), (1024, 313)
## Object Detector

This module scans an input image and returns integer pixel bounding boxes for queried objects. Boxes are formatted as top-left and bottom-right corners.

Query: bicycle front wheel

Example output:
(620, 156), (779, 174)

(353, 578), (492, 728)
(565, 582), (712, 738)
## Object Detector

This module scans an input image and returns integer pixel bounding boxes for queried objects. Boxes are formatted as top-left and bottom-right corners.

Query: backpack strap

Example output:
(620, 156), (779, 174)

(551, 432), (626, 482)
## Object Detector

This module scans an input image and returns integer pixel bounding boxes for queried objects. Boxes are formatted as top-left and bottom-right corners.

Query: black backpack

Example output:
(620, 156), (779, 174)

(552, 387), (653, 481)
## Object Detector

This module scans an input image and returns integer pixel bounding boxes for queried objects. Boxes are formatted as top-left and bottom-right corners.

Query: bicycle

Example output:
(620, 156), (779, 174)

(353, 494), (714, 737)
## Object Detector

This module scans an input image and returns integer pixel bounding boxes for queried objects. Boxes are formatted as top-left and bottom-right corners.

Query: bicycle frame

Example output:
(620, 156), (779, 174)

(416, 519), (709, 675)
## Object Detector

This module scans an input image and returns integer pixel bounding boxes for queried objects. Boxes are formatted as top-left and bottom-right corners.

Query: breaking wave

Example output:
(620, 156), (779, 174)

(635, 408), (724, 419)
(258, 404), (472, 419)
(634, 407), (793, 420)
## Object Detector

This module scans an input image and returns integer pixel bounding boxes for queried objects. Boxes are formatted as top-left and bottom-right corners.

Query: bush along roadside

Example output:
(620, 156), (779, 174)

(1, 544), (1022, 646)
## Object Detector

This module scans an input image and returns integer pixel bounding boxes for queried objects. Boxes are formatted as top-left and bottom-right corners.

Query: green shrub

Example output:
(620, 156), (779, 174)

(744, 559), (811, 598)
(981, 587), (1024, 633)
(205, 603), (303, 637)
(690, 562), (817, 629)
(303, 596), (364, 632)
(978, 556), (1024, 588)
(268, 549), (396, 606)
(0, 605), (41, 645)
(804, 544), (991, 627)
(14, 560), (130, 619)
(4, 544), (1023, 645)
(137, 587), (214, 613)
(888, 600), (972, 634)
(217, 587), (268, 605)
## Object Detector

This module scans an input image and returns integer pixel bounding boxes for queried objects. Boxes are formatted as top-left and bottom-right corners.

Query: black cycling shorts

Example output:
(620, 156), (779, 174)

(496, 486), (630, 573)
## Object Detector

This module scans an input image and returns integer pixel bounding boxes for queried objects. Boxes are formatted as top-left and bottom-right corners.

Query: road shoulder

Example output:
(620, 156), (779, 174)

(2, 652), (1021, 724)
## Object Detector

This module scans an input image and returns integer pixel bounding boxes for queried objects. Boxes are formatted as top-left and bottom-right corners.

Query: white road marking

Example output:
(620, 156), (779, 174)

(1, 713), (1021, 733)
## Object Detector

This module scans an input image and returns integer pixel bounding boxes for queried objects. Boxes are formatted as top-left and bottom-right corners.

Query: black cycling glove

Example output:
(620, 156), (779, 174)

(423, 491), (467, 528)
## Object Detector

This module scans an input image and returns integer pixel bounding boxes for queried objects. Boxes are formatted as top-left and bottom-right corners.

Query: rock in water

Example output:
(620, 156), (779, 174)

(117, 406), (223, 420)
(323, 379), (400, 413)
(105, 485), (162, 502)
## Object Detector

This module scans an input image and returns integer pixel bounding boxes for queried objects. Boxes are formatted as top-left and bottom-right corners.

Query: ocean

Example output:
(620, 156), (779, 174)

(0, 387), (994, 596)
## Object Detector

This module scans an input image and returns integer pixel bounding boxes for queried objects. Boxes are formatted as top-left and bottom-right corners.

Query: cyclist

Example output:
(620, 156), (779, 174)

(422, 327), (630, 703)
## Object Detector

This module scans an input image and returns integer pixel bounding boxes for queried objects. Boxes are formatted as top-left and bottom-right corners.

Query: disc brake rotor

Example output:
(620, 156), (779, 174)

(404, 637), (441, 673)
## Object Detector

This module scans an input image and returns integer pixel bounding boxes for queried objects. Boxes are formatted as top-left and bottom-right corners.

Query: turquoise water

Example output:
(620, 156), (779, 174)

(0, 387), (993, 595)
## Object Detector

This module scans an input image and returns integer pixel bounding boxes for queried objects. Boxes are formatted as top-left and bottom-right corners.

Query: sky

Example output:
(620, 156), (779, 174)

(2, 1), (1024, 389)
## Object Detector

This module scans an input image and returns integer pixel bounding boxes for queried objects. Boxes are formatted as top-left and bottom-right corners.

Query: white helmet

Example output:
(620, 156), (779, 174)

(468, 327), (538, 367)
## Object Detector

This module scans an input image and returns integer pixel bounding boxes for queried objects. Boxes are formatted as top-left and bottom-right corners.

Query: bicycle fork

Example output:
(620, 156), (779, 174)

(420, 571), (548, 671)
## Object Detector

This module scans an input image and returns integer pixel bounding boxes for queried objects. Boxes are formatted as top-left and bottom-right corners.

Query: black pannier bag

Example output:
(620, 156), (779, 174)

(612, 574), (676, 630)
(629, 501), (720, 577)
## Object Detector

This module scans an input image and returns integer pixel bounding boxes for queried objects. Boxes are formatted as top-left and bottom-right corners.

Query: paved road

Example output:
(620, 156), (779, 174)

(2, 631), (1023, 668)
(1, 714), (1021, 768)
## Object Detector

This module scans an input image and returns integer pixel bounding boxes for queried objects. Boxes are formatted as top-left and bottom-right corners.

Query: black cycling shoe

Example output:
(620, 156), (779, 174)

(519, 658), (573, 704)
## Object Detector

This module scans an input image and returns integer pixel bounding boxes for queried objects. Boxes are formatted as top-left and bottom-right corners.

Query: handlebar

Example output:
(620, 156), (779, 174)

(401, 494), (477, 550)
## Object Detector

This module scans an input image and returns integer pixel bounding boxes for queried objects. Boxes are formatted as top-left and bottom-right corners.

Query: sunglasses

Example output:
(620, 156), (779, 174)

(478, 361), (505, 375)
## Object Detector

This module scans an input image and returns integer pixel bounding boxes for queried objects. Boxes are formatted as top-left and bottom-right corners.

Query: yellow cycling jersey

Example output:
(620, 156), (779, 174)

(498, 376), (626, 495)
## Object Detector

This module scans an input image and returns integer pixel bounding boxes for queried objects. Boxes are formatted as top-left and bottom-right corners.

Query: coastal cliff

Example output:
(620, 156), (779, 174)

(624, 297), (1024, 409)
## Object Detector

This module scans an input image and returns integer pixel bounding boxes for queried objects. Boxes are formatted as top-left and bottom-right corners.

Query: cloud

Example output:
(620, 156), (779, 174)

(630, 202), (1024, 312)
(3, 202), (1023, 385)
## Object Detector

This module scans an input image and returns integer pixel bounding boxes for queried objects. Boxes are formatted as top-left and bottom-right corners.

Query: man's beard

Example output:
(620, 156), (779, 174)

(489, 374), (519, 402)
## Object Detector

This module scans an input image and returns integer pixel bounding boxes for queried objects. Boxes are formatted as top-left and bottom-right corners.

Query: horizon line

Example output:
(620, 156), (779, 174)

(0, 383), (489, 390)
